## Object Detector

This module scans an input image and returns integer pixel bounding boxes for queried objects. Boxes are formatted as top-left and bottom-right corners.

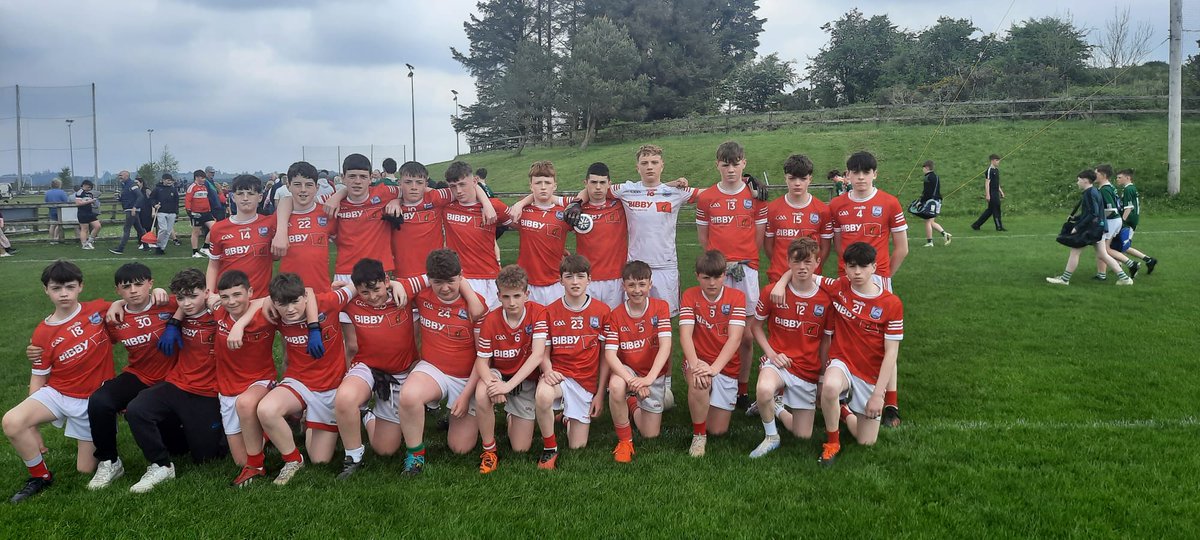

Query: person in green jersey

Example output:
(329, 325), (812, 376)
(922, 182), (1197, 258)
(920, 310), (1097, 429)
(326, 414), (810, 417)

(1116, 169), (1158, 274)
(1094, 165), (1139, 280)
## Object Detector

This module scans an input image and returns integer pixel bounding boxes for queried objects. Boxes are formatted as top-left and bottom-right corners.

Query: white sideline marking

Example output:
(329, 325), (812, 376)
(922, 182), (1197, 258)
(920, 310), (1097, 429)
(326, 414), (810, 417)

(920, 417), (1200, 431)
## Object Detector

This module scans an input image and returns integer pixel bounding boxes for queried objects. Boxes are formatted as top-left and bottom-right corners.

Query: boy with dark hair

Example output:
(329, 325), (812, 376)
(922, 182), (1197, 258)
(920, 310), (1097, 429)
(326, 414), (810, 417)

(766, 154), (832, 282)
(534, 253), (611, 469)
(818, 242), (904, 466)
(151, 173), (180, 255)
(1045, 170), (1131, 286)
(828, 150), (908, 427)
(380, 157), (398, 186)
(829, 169), (848, 196)
(186, 169), (217, 258)
(473, 265), (549, 473)
(205, 174), (277, 302)
(749, 238), (832, 458)
(333, 258), (428, 480)
(1115, 169), (1158, 273)
(442, 161), (509, 310)
(124, 267), (224, 493)
(1094, 164), (1139, 280)
(255, 272), (353, 485)
(604, 260), (672, 463)
(4, 261), (113, 503)
(474, 167), (497, 198)
(679, 250), (747, 458)
(918, 160), (951, 247)
(110, 170), (148, 254)
(277, 161), (335, 293)
(575, 162), (629, 308)
(73, 179), (102, 250)
(511, 160), (573, 305)
(214, 270), (279, 487)
(971, 154), (1006, 231)
(392, 161), (454, 279)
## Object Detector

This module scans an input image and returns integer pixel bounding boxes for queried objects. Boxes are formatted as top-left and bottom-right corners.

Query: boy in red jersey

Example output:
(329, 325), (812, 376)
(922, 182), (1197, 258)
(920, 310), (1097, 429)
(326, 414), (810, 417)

(393, 161), (455, 279)
(534, 254), (610, 470)
(186, 169), (217, 258)
(748, 238), (832, 458)
(764, 154), (832, 281)
(511, 161), (573, 305)
(818, 242), (903, 466)
(679, 250), (747, 458)
(575, 162), (628, 309)
(604, 260), (672, 463)
(828, 151), (908, 428)
(255, 273), (352, 485)
(277, 161), (335, 293)
(205, 174), (277, 303)
(4, 261), (114, 503)
(213, 270), (280, 487)
(473, 265), (549, 473)
(442, 161), (510, 310)
(396, 249), (487, 475)
(125, 268), (225, 493)
(333, 259), (428, 480)
(695, 141), (767, 410)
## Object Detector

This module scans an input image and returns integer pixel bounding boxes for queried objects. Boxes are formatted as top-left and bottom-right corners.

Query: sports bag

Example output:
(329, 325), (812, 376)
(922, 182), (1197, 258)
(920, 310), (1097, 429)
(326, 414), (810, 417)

(907, 198), (941, 219)
(1056, 201), (1103, 248)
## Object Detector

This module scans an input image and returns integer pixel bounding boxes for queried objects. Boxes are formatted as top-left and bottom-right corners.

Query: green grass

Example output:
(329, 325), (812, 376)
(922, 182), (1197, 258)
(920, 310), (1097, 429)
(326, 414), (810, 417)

(434, 118), (1200, 215)
(1, 212), (1198, 537)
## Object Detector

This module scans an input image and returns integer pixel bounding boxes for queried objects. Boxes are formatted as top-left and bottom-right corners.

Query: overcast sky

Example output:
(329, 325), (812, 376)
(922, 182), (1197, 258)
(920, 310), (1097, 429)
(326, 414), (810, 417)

(1, 0), (1196, 179)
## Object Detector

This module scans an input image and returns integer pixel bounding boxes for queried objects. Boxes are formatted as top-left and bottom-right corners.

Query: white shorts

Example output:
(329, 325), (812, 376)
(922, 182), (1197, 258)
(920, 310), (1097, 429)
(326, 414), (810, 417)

(707, 373), (739, 411)
(552, 377), (594, 424)
(488, 369), (537, 421)
(467, 278), (500, 311)
(411, 360), (475, 416)
(1103, 218), (1122, 240)
(760, 363), (817, 410)
(649, 266), (680, 316)
(587, 278), (625, 309)
(279, 377), (338, 432)
(29, 386), (91, 441)
(621, 365), (669, 414)
(724, 264), (760, 310)
(528, 283), (565, 307)
(345, 362), (410, 425)
(335, 273), (353, 323)
(827, 359), (876, 416)
(218, 380), (273, 435)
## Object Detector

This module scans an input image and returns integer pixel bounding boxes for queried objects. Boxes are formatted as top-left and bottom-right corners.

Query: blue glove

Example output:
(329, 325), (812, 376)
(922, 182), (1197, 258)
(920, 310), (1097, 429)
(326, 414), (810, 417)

(306, 323), (325, 359)
(158, 318), (183, 356)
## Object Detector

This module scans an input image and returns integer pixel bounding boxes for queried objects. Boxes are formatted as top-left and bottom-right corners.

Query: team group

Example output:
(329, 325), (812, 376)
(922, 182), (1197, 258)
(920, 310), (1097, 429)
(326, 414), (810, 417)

(4, 142), (909, 503)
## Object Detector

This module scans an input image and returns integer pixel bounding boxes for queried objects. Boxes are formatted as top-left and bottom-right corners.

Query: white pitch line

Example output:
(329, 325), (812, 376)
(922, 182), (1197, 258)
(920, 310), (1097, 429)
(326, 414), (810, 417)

(917, 416), (1200, 431)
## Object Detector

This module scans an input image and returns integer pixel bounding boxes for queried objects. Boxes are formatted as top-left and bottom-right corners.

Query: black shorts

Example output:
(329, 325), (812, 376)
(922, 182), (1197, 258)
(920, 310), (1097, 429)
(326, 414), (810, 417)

(77, 215), (98, 225)
(190, 212), (215, 227)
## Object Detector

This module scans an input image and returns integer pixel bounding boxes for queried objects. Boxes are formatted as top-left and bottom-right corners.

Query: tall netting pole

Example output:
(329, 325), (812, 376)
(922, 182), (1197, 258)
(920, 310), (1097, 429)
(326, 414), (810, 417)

(92, 83), (99, 183)
(15, 85), (23, 192)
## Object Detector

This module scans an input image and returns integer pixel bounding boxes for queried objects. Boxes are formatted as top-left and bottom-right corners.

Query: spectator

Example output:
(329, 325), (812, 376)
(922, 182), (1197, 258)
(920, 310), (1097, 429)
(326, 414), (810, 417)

(0, 207), (17, 256)
(137, 177), (155, 235)
(110, 170), (148, 254)
(151, 173), (180, 255)
(43, 179), (70, 244)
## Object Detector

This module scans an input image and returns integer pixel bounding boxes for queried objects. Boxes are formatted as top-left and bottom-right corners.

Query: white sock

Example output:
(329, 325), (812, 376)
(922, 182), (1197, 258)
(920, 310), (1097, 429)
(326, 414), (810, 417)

(346, 446), (365, 463)
(23, 455), (43, 467)
(762, 420), (778, 437)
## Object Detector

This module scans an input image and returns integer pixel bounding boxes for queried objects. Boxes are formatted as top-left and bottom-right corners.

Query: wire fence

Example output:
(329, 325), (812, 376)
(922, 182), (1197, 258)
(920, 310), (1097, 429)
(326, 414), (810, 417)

(299, 145), (409, 173)
(0, 85), (98, 190)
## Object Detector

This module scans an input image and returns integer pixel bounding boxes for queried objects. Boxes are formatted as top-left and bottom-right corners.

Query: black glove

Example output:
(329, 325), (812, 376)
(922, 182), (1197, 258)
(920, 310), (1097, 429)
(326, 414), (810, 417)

(370, 368), (401, 401)
(562, 200), (583, 228)
(381, 212), (405, 230)
(743, 173), (769, 202)
(495, 224), (509, 239)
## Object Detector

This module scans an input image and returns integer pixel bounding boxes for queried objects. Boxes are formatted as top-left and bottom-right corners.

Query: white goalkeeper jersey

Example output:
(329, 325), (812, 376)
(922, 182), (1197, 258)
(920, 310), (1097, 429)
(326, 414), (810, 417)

(610, 181), (697, 268)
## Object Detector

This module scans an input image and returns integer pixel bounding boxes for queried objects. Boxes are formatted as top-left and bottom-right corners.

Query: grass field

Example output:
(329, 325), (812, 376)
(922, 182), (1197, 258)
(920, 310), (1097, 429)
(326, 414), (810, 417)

(1, 210), (1198, 538)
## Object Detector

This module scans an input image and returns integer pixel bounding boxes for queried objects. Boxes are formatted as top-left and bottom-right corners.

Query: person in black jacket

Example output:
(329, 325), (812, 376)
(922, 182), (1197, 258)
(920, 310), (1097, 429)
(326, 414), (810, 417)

(971, 154), (1006, 231)
(151, 174), (181, 255)
(111, 171), (149, 254)
(1046, 170), (1131, 285)
(137, 178), (155, 234)
(918, 160), (951, 247)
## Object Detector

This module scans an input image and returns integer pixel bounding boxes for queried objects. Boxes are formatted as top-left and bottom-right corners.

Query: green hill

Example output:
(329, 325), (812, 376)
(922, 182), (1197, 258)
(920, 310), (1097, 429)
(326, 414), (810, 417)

(430, 118), (1200, 215)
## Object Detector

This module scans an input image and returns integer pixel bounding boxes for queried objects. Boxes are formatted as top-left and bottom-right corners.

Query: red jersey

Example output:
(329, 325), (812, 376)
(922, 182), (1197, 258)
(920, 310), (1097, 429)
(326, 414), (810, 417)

(278, 289), (351, 391)
(824, 277), (903, 385)
(208, 213), (277, 297)
(575, 198), (627, 281)
(514, 200), (571, 286)
(476, 302), (548, 382)
(678, 286), (747, 378)
(829, 189), (907, 277)
(544, 296), (610, 393)
(107, 300), (178, 385)
(343, 276), (427, 374)
(393, 189), (453, 279)
(416, 288), (486, 378)
(279, 204), (335, 293)
(185, 182), (211, 213)
(764, 195), (834, 281)
(213, 306), (277, 396)
(30, 300), (115, 399)
(754, 282), (832, 383)
(333, 184), (399, 275)
(695, 183), (767, 269)
(443, 198), (513, 280)
(604, 298), (672, 378)
(165, 311), (218, 397)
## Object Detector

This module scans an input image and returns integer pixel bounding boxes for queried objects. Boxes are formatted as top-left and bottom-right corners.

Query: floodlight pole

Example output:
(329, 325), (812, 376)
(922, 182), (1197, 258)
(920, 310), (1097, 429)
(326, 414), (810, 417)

(147, 129), (154, 164)
(451, 89), (460, 156)
(14, 85), (22, 193)
(407, 64), (416, 162)
(66, 119), (75, 183)
(1168, 0), (1182, 195)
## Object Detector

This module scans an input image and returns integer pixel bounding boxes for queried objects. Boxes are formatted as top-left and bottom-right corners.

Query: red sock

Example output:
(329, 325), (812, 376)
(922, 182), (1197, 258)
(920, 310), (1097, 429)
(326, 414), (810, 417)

(615, 422), (633, 442)
(692, 422), (707, 436)
(543, 434), (557, 451)
(282, 448), (303, 463)
(246, 452), (265, 469)
(885, 390), (898, 408)
(482, 440), (497, 453)
(27, 460), (50, 480)
(827, 430), (840, 446)
(839, 405), (852, 421)
(626, 395), (638, 416)
(737, 382), (748, 395)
